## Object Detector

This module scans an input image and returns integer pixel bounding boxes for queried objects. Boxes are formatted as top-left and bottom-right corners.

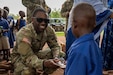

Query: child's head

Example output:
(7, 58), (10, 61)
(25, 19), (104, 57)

(19, 10), (25, 18)
(71, 3), (96, 38)
(3, 6), (9, 13)
(3, 9), (8, 19)
(0, 8), (3, 18)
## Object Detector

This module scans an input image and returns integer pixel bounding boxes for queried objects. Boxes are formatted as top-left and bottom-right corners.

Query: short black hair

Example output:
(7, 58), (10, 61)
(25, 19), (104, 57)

(32, 7), (46, 17)
(3, 6), (9, 13)
(19, 10), (25, 15)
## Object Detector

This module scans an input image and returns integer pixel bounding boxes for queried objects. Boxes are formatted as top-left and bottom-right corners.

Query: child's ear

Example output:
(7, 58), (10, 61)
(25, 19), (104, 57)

(72, 19), (77, 28)
(74, 24), (77, 28)
(93, 22), (96, 28)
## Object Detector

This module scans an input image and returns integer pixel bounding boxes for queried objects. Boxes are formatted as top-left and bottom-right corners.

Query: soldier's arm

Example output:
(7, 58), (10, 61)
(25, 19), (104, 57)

(46, 26), (60, 58)
(16, 29), (44, 70)
(22, 0), (41, 8)
(22, 0), (31, 7)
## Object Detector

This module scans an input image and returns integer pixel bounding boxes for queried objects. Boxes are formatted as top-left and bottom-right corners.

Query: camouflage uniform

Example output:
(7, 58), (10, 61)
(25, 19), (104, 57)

(61, 0), (73, 33)
(11, 23), (65, 75)
(61, 0), (73, 18)
(22, 0), (51, 23)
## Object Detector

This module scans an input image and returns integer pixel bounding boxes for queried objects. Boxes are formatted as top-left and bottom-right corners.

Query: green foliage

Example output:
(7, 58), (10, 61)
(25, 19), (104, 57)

(50, 8), (62, 18)
(9, 13), (19, 20)
(55, 32), (65, 36)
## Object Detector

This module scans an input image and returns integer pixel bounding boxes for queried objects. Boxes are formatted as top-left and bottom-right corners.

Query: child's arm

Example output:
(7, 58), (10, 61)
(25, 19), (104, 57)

(2, 29), (9, 32)
(110, 12), (113, 18)
(16, 19), (20, 30)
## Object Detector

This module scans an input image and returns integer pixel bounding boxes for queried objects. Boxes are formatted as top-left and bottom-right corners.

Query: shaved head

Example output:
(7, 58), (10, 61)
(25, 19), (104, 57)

(72, 3), (96, 30)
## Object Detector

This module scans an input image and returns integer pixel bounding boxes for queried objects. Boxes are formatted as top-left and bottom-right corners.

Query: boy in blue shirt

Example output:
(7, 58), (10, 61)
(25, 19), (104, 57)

(66, 0), (113, 70)
(65, 3), (103, 75)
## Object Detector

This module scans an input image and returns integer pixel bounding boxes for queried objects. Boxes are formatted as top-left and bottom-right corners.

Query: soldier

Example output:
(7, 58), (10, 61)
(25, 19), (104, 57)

(22, 0), (51, 23)
(11, 7), (65, 75)
(61, 0), (73, 18)
(61, 0), (73, 36)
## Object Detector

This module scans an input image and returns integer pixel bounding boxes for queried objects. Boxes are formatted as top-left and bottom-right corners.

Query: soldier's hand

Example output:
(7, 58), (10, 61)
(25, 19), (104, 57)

(43, 59), (59, 68)
(53, 57), (61, 64)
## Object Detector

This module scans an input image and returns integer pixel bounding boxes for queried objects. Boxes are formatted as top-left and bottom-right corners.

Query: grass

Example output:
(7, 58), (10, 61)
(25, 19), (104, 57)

(55, 32), (65, 36)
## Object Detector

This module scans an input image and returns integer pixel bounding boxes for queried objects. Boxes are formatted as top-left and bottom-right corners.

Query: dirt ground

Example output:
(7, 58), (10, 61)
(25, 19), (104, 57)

(57, 36), (66, 43)
(50, 68), (64, 75)
(1, 36), (113, 75)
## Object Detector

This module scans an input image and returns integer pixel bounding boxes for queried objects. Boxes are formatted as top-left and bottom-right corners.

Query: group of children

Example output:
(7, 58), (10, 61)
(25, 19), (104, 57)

(0, 6), (26, 61)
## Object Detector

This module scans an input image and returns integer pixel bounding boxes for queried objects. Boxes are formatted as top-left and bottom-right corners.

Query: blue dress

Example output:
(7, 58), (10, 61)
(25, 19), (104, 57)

(16, 19), (26, 30)
(65, 33), (103, 75)
(108, 0), (113, 9)
(0, 18), (9, 37)
(7, 16), (15, 48)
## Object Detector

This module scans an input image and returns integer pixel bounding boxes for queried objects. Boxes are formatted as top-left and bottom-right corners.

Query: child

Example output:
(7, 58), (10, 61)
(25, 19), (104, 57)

(66, 0), (113, 70)
(3, 6), (15, 50)
(66, 0), (113, 54)
(16, 10), (26, 31)
(64, 3), (103, 75)
(0, 8), (10, 61)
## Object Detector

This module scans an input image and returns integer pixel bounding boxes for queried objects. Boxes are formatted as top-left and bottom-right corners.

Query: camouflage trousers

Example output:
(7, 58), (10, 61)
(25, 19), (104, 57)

(13, 49), (65, 75)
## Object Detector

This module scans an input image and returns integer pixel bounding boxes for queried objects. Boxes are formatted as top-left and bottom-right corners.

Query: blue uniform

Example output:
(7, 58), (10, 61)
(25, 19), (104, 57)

(0, 18), (9, 36)
(19, 19), (26, 30)
(65, 33), (103, 75)
(66, 0), (112, 60)
(7, 16), (15, 48)
(16, 19), (26, 30)
(0, 18), (10, 51)
(108, 0), (113, 9)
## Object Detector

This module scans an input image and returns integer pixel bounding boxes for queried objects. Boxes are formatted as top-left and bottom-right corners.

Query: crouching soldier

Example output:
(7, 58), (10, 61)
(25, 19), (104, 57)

(10, 7), (65, 75)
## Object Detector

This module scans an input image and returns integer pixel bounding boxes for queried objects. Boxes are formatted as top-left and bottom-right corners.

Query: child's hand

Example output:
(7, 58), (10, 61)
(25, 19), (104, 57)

(53, 58), (66, 69)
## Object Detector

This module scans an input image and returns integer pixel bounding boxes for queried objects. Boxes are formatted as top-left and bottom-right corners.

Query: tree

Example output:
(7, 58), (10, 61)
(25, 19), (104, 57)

(9, 13), (19, 20)
(50, 8), (62, 18)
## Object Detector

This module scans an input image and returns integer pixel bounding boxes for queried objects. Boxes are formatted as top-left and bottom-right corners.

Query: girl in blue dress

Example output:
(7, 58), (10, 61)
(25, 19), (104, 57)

(16, 10), (26, 31)
(3, 6), (15, 49)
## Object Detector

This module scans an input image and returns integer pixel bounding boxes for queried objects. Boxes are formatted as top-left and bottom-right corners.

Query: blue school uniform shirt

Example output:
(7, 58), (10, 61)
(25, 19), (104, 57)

(19, 19), (26, 30)
(108, 0), (113, 9)
(66, 10), (112, 59)
(0, 18), (9, 36)
(7, 16), (15, 48)
(65, 33), (103, 75)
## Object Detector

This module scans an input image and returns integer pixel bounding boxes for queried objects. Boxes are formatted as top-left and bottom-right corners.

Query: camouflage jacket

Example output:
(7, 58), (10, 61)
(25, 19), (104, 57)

(11, 23), (60, 70)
